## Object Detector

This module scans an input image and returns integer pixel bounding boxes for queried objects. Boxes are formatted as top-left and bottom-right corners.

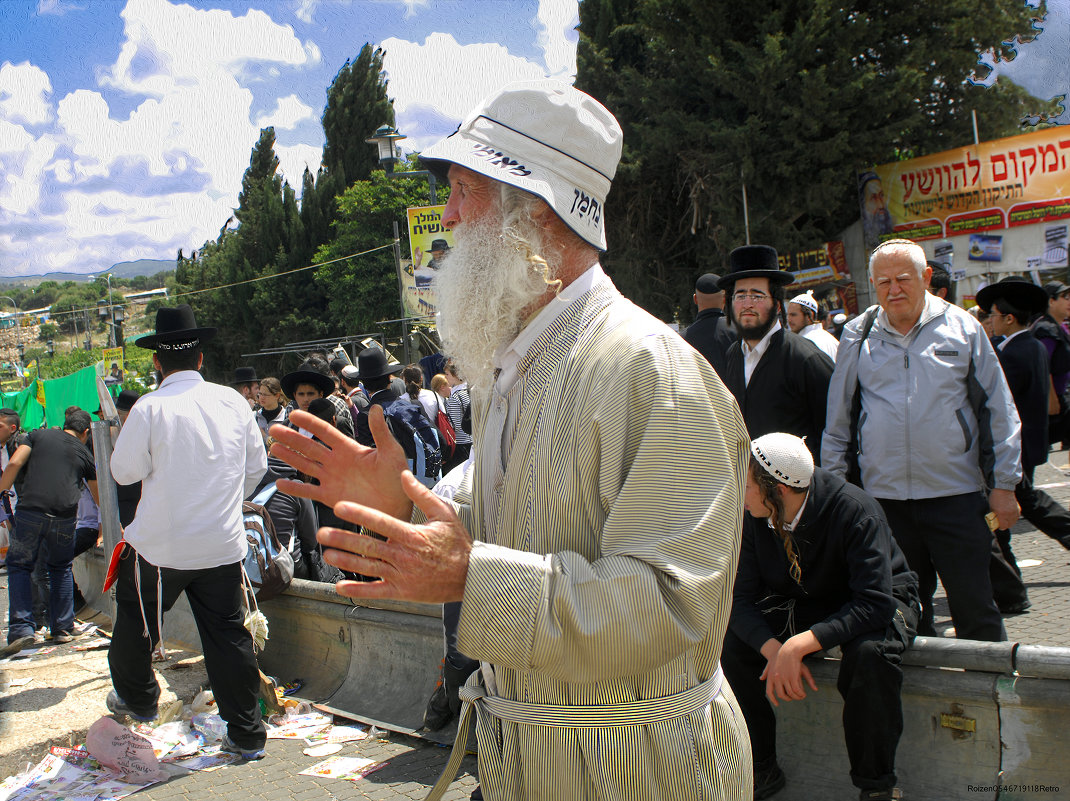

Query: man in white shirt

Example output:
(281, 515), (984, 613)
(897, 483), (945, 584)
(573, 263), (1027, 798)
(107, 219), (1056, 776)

(786, 289), (839, 362)
(108, 305), (268, 759)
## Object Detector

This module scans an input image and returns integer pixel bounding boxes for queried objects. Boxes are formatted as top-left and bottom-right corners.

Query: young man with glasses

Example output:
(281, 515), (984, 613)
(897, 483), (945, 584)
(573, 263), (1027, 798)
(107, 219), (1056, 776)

(720, 245), (835, 465)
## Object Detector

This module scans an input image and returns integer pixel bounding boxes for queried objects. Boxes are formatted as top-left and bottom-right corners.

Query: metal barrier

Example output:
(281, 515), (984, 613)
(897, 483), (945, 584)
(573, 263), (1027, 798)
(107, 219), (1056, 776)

(73, 548), (1069, 800)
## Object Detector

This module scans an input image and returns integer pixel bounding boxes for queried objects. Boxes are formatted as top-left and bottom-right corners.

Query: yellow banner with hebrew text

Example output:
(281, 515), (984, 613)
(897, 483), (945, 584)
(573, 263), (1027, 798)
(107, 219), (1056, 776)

(860, 127), (1070, 248)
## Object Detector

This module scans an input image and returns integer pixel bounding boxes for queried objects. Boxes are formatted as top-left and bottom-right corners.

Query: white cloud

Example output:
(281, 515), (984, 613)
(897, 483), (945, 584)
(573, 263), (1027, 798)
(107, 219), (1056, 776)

(256, 94), (315, 131)
(0, 123), (56, 214)
(276, 142), (322, 189)
(400, 0), (429, 17)
(0, 0), (331, 274)
(101, 0), (320, 97)
(535, 0), (578, 78)
(0, 62), (54, 125)
(975, 0), (1070, 123)
(36, 0), (85, 15)
(295, 0), (316, 24)
(381, 32), (549, 148)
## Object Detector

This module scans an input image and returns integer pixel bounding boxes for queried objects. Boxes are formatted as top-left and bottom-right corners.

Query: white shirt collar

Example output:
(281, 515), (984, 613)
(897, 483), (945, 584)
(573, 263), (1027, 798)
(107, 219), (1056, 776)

(495, 263), (605, 374)
(997, 328), (1027, 350)
(158, 369), (204, 388)
(741, 319), (782, 386)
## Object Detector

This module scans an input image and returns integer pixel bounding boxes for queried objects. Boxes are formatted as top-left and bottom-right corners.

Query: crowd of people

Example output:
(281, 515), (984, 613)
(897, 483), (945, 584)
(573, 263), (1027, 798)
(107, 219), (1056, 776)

(3, 79), (1067, 801)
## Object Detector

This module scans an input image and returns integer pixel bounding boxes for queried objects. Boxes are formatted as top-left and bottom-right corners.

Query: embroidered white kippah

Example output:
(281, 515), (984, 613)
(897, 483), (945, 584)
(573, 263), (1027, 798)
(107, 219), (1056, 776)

(751, 433), (814, 488)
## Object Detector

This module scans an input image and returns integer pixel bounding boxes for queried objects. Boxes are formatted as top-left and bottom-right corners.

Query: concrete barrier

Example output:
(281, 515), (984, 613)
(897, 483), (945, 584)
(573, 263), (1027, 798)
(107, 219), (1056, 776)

(74, 551), (1069, 800)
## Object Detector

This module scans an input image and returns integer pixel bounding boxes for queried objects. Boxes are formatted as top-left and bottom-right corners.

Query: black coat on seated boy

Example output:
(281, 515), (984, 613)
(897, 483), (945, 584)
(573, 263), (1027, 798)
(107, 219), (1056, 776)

(722, 432), (920, 801)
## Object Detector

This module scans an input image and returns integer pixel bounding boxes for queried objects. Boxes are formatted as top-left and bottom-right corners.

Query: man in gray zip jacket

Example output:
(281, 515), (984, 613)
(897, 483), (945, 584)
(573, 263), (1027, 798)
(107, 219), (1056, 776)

(823, 239), (1023, 642)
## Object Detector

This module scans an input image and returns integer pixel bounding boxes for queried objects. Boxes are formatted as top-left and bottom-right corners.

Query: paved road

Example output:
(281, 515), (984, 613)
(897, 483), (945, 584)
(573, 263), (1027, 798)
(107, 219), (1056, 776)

(2, 455), (1068, 800)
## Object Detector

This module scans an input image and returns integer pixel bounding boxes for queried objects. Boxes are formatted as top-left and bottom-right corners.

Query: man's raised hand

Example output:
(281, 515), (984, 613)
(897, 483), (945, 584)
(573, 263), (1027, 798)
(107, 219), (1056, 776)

(269, 407), (411, 521)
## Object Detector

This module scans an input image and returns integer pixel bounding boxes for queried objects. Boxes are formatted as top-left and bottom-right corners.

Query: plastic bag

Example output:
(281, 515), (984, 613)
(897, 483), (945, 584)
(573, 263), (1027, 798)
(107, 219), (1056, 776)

(85, 717), (166, 782)
(0, 523), (8, 566)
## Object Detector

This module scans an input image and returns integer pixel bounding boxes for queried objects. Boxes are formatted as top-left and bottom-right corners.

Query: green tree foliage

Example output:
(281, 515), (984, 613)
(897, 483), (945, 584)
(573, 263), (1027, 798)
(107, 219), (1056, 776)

(313, 165), (440, 337)
(321, 45), (394, 191)
(576, 0), (1053, 320)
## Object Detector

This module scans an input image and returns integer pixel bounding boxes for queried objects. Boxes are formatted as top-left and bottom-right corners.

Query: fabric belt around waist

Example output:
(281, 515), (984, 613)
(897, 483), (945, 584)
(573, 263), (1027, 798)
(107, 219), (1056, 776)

(425, 664), (724, 800)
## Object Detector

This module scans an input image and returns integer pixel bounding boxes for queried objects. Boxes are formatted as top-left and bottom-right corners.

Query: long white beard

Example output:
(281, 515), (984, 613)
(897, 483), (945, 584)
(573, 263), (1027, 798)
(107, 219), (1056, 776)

(435, 215), (555, 400)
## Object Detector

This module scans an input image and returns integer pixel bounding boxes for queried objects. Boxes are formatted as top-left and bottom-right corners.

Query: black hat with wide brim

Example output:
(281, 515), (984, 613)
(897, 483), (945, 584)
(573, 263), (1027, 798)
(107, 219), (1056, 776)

(356, 347), (403, 382)
(230, 366), (259, 385)
(280, 369), (335, 399)
(135, 304), (216, 351)
(976, 276), (1049, 315)
(717, 245), (796, 291)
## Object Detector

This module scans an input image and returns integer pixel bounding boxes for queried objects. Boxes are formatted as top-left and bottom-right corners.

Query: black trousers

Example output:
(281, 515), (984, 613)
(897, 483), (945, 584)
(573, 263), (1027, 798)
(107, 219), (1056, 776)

(996, 468), (1070, 571)
(721, 598), (917, 791)
(108, 549), (266, 750)
(878, 494), (1010, 642)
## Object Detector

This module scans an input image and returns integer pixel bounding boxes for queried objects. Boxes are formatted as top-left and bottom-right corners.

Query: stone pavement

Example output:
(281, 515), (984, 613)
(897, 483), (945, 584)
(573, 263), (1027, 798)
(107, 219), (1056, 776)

(1, 455), (1068, 800)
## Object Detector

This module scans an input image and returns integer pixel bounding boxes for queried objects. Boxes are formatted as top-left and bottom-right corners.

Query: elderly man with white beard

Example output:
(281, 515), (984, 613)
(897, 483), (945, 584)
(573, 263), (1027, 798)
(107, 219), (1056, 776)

(269, 80), (751, 801)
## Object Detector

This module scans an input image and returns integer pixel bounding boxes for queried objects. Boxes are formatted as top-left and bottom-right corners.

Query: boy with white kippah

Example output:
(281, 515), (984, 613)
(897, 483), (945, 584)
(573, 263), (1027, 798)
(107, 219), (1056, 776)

(722, 433), (920, 801)
(786, 289), (839, 360)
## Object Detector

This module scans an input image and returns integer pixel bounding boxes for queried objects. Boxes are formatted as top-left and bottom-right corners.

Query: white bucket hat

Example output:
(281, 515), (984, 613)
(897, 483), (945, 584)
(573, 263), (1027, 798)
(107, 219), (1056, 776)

(419, 79), (623, 251)
(751, 433), (814, 488)
(789, 289), (819, 315)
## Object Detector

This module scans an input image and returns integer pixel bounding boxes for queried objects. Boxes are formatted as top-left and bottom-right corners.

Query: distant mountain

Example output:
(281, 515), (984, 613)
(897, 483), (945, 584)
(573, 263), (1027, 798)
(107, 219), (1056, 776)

(0, 258), (175, 286)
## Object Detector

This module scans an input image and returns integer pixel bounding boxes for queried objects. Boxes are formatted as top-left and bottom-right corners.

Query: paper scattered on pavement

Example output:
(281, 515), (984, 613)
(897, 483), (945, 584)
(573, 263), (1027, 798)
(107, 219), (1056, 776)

(299, 755), (386, 781)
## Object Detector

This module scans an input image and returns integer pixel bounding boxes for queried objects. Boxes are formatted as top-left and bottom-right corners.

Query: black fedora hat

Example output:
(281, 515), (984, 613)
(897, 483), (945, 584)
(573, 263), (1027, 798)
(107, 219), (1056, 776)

(430, 239), (451, 252)
(115, 389), (141, 412)
(135, 304), (216, 351)
(230, 366), (259, 385)
(717, 245), (795, 291)
(356, 347), (403, 382)
(976, 276), (1048, 316)
(280, 366), (335, 399)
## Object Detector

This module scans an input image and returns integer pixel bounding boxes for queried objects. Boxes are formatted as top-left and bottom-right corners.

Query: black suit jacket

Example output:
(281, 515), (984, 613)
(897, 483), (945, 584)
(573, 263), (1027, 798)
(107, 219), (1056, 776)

(683, 308), (736, 380)
(997, 330), (1050, 472)
(724, 327), (835, 464)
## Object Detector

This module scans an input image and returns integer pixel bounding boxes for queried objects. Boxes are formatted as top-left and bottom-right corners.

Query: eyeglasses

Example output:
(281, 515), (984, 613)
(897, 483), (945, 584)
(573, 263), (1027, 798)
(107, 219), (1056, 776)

(732, 291), (770, 304)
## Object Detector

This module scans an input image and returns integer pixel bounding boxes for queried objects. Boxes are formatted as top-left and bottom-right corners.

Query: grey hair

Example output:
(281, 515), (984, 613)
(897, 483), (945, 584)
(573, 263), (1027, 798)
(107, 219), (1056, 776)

(499, 184), (564, 294)
(868, 238), (927, 280)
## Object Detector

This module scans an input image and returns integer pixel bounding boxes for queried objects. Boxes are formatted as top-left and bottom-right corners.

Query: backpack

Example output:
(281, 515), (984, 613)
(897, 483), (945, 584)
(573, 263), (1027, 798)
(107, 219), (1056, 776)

(435, 401), (457, 460)
(385, 397), (443, 486)
(242, 484), (294, 601)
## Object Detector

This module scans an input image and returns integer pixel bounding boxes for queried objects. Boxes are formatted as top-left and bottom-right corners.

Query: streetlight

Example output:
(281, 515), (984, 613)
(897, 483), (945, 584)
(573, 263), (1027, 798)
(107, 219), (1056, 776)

(0, 296), (23, 385)
(365, 125), (438, 203)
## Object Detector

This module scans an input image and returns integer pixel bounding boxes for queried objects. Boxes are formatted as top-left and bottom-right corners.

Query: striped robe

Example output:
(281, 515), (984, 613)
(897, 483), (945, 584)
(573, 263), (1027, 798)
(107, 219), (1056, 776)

(447, 276), (752, 800)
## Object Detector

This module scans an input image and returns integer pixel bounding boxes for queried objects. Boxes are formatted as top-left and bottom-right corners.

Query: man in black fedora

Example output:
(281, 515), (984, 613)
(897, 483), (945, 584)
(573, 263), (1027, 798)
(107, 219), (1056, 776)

(978, 277), (1070, 567)
(108, 304), (268, 759)
(720, 245), (835, 464)
(353, 346), (404, 448)
(416, 239), (451, 287)
(281, 358), (355, 439)
(229, 367), (260, 410)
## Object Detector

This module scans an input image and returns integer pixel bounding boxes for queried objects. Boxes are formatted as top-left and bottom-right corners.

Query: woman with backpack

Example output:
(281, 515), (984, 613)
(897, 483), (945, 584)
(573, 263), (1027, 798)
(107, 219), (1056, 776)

(403, 365), (439, 423)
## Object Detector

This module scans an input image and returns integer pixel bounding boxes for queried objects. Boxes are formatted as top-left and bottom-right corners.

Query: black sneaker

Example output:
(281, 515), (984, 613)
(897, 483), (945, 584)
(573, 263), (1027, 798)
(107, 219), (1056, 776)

(221, 733), (266, 761)
(753, 756), (786, 800)
(106, 690), (158, 722)
(860, 788), (902, 800)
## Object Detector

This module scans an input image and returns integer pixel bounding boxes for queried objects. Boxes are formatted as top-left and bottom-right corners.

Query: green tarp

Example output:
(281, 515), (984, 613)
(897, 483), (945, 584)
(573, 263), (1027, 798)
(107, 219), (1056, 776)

(0, 366), (109, 429)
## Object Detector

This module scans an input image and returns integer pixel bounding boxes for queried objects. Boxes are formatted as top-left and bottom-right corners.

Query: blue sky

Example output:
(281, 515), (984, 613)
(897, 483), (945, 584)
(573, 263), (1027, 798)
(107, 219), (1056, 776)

(0, 0), (578, 276)
(2, 0), (1067, 278)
